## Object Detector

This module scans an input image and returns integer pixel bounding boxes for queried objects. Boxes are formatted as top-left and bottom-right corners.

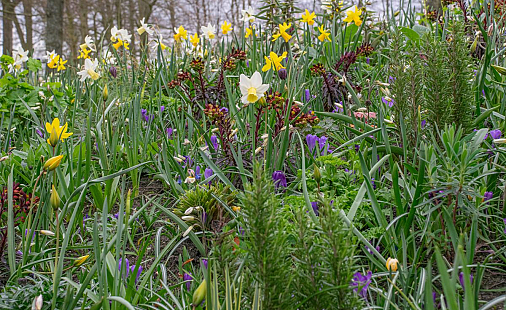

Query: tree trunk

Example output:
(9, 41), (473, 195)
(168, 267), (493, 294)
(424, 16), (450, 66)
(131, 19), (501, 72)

(2, 0), (14, 55)
(425, 0), (442, 13)
(22, 0), (32, 51)
(46, 0), (64, 54)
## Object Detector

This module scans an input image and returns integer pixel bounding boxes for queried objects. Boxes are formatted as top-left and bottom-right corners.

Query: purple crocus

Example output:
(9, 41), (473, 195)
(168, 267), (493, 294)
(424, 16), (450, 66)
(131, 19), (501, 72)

(306, 134), (318, 153)
(160, 106), (165, 112)
(421, 120), (427, 129)
(272, 171), (287, 188)
(305, 89), (311, 102)
(202, 259), (208, 269)
(458, 272), (473, 290)
(195, 166), (201, 180)
(211, 135), (219, 151)
(483, 191), (493, 202)
(204, 168), (213, 179)
(36, 128), (44, 138)
(166, 127), (174, 139)
(109, 66), (117, 78)
(318, 136), (328, 154)
(183, 273), (193, 291)
(490, 129), (502, 140)
(381, 97), (394, 107)
(119, 258), (130, 277)
(350, 271), (372, 299)
(311, 202), (319, 216)
(129, 265), (143, 284)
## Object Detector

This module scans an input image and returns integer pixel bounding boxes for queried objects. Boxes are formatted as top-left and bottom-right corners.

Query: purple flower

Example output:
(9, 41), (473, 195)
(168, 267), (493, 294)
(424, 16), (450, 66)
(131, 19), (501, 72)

(109, 66), (117, 78)
(366, 244), (380, 254)
(246, 60), (249, 67)
(119, 258), (130, 277)
(202, 259), (208, 269)
(305, 89), (311, 102)
(458, 272), (473, 290)
(484, 191), (493, 202)
(204, 168), (213, 179)
(311, 202), (319, 216)
(166, 127), (174, 139)
(381, 97), (394, 107)
(272, 171), (287, 188)
(160, 106), (165, 112)
(490, 129), (502, 140)
(36, 128), (44, 138)
(388, 76), (396, 83)
(183, 273), (192, 291)
(201, 210), (208, 224)
(278, 68), (287, 80)
(306, 134), (318, 153)
(421, 120), (427, 128)
(354, 144), (360, 152)
(371, 177), (376, 190)
(129, 265), (143, 284)
(366, 57), (370, 64)
(318, 136), (328, 153)
(350, 271), (372, 299)
(195, 166), (201, 180)
(220, 107), (229, 114)
(211, 135), (219, 151)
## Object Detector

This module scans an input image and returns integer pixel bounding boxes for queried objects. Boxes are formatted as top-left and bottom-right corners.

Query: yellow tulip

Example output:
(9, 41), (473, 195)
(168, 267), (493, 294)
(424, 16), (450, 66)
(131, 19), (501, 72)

(43, 155), (64, 171)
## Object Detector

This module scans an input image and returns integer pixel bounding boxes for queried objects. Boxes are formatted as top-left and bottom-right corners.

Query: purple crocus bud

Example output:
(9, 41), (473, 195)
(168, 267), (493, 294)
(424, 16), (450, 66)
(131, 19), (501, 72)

(366, 57), (370, 64)
(278, 68), (287, 80)
(238, 226), (245, 235)
(204, 168), (213, 179)
(371, 177), (376, 190)
(211, 135), (219, 151)
(484, 191), (493, 202)
(350, 271), (372, 299)
(421, 120), (427, 128)
(166, 127), (173, 139)
(201, 211), (208, 224)
(305, 89), (311, 102)
(183, 273), (192, 291)
(119, 258), (130, 277)
(318, 136), (328, 153)
(246, 60), (249, 67)
(388, 76), (396, 83)
(490, 129), (502, 140)
(354, 144), (360, 152)
(132, 265), (142, 284)
(311, 202), (319, 216)
(141, 109), (147, 116)
(459, 272), (473, 290)
(202, 259), (208, 269)
(381, 97), (394, 107)
(195, 166), (201, 180)
(109, 66), (117, 78)
(306, 134), (318, 153)
(160, 105), (165, 112)
(272, 171), (287, 188)
(36, 128), (44, 138)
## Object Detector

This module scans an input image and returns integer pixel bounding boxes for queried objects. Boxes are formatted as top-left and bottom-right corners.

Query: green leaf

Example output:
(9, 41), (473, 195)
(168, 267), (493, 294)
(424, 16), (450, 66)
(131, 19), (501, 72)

(400, 27), (420, 41)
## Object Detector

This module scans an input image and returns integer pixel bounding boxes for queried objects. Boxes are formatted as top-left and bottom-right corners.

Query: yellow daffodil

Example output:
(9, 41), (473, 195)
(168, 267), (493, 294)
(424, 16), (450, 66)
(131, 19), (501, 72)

(45, 118), (73, 146)
(113, 39), (123, 50)
(221, 20), (232, 35)
(77, 48), (91, 59)
(301, 9), (316, 25)
(174, 25), (188, 42)
(317, 25), (331, 42)
(343, 5), (363, 26)
(245, 27), (253, 38)
(74, 255), (90, 267)
(57, 58), (67, 71)
(262, 51), (287, 72)
(48, 54), (60, 69)
(239, 71), (270, 104)
(272, 22), (292, 42)
(190, 33), (200, 47)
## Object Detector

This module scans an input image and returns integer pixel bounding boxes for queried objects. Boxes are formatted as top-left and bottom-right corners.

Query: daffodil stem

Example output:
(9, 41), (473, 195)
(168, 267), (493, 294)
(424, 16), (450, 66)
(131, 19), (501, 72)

(52, 210), (60, 310)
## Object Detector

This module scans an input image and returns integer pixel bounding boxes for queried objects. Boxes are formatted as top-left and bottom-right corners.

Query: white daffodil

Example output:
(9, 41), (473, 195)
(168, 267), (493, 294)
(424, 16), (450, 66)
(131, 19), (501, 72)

(80, 35), (96, 51)
(239, 71), (270, 105)
(137, 17), (154, 35)
(241, 6), (255, 23)
(9, 46), (29, 72)
(201, 23), (216, 40)
(77, 58), (100, 82)
(110, 26), (131, 43)
(154, 35), (167, 50)
(45, 50), (57, 61)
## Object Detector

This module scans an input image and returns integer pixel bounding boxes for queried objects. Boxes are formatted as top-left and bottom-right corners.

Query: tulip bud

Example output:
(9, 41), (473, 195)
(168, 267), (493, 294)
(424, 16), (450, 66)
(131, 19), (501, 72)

(314, 165), (321, 185)
(40, 230), (55, 236)
(48, 128), (59, 147)
(492, 65), (506, 75)
(74, 255), (90, 266)
(386, 257), (399, 272)
(192, 280), (207, 307)
(102, 84), (108, 101)
(32, 294), (43, 310)
(277, 68), (287, 80)
(109, 66), (117, 78)
(50, 185), (61, 211)
(44, 155), (64, 171)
